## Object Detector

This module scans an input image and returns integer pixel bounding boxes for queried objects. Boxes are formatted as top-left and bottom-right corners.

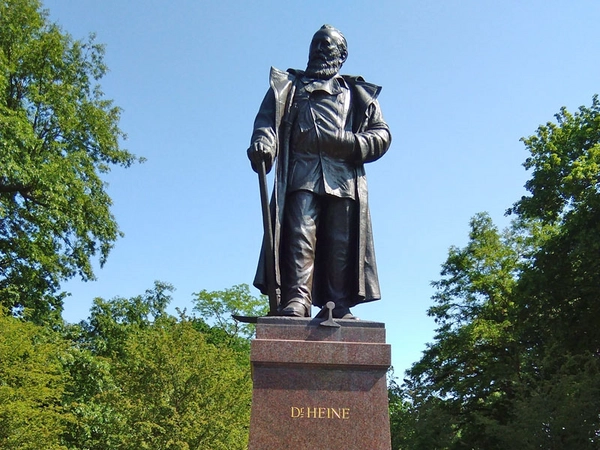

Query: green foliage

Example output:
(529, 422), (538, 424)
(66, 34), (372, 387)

(500, 352), (600, 449)
(60, 345), (126, 450)
(401, 214), (522, 449)
(59, 283), (253, 449)
(84, 280), (174, 357)
(193, 283), (268, 340)
(0, 0), (141, 324)
(510, 94), (600, 224)
(388, 374), (417, 450)
(0, 289), (257, 449)
(0, 311), (70, 449)
(110, 318), (251, 450)
(395, 97), (600, 449)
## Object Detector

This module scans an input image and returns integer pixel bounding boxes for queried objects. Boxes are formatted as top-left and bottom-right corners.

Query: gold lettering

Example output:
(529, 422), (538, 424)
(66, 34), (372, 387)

(289, 406), (350, 419)
(307, 407), (318, 418)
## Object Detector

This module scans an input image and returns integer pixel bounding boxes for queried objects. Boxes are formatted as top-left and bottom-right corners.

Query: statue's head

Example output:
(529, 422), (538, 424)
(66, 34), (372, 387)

(305, 24), (347, 80)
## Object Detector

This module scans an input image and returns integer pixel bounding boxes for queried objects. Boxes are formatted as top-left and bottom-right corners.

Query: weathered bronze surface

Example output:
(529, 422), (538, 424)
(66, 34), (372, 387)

(247, 25), (391, 319)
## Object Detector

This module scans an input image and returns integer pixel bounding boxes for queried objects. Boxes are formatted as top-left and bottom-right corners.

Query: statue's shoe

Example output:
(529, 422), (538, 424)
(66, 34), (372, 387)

(278, 300), (310, 317)
(332, 307), (358, 320)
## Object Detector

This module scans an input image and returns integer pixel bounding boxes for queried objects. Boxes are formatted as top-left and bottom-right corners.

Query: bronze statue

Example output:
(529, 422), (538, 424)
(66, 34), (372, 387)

(247, 25), (391, 320)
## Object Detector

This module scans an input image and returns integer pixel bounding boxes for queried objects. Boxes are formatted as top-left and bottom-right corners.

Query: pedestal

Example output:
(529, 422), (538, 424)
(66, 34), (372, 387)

(248, 317), (392, 449)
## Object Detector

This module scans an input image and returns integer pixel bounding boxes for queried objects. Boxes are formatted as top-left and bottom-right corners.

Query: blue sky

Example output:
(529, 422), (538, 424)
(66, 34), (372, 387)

(44, 0), (600, 375)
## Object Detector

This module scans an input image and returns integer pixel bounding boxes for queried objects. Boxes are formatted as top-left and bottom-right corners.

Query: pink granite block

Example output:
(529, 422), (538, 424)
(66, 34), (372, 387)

(248, 318), (392, 449)
(255, 318), (386, 343)
(252, 340), (391, 369)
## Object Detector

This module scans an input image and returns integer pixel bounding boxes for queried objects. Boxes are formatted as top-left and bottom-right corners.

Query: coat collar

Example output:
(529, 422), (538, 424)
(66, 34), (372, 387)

(300, 75), (347, 95)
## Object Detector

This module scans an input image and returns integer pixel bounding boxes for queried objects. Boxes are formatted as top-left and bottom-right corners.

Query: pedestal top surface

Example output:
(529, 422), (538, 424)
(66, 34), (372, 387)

(255, 316), (387, 343)
(256, 316), (385, 328)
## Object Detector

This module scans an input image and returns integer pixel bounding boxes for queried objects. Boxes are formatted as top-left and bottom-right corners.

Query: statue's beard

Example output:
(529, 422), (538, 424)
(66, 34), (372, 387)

(305, 57), (343, 80)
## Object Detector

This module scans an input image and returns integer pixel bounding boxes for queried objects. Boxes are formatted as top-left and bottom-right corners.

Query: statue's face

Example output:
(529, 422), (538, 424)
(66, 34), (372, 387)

(306, 28), (346, 79)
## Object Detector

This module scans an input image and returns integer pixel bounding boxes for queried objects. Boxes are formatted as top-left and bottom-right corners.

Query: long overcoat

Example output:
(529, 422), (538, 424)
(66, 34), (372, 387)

(251, 67), (391, 308)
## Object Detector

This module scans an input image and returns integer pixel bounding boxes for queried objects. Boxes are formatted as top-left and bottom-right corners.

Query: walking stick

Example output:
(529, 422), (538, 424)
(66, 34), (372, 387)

(233, 159), (280, 324)
(257, 159), (280, 316)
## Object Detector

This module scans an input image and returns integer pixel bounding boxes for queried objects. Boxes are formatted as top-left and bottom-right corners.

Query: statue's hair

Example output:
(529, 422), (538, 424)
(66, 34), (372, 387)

(318, 24), (347, 60)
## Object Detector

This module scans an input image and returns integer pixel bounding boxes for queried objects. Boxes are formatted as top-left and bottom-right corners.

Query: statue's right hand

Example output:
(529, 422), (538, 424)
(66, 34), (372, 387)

(247, 142), (275, 173)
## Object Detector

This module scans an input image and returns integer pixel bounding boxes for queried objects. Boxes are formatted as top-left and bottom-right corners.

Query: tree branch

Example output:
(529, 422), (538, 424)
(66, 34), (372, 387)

(0, 184), (32, 195)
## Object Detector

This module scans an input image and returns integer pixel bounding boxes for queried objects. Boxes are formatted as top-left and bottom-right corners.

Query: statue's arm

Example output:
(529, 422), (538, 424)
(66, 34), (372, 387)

(354, 100), (391, 164)
(247, 89), (277, 173)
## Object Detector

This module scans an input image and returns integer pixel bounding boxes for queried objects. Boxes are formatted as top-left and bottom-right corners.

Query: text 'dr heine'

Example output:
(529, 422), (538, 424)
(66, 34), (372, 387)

(290, 407), (350, 419)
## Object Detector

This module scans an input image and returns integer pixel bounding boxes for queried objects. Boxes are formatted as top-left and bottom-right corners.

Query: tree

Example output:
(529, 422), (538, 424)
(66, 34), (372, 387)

(192, 283), (268, 342)
(0, 0), (141, 323)
(59, 283), (176, 449)
(509, 95), (600, 356)
(401, 214), (524, 449)
(61, 283), (253, 449)
(83, 281), (174, 358)
(505, 95), (600, 448)
(0, 311), (70, 450)
(111, 318), (252, 450)
(509, 95), (600, 224)
(397, 97), (600, 449)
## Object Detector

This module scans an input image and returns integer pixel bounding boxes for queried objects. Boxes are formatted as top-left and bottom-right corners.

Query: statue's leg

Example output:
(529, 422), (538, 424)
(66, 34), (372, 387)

(321, 196), (358, 318)
(279, 190), (320, 317)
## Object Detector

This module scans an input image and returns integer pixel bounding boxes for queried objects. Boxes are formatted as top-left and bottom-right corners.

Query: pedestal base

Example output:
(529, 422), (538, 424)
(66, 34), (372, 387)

(248, 317), (392, 450)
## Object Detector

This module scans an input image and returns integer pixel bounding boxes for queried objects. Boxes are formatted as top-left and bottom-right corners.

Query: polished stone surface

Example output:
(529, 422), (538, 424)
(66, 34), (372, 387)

(248, 317), (392, 449)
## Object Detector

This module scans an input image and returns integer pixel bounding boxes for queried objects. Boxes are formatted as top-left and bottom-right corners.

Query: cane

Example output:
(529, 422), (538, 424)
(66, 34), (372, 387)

(257, 159), (280, 315)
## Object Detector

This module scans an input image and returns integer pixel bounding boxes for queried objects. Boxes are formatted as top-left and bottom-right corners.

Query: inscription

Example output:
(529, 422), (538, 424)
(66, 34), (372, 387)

(291, 407), (350, 419)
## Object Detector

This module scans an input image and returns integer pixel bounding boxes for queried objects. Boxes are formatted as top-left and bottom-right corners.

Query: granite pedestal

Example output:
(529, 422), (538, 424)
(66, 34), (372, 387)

(248, 316), (392, 449)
